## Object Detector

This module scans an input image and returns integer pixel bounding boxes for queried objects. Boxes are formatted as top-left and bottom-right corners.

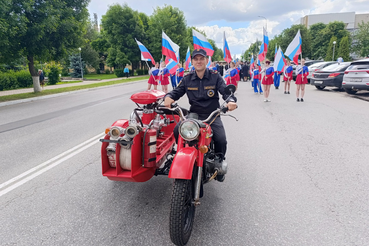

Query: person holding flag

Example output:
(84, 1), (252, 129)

(147, 62), (160, 90)
(295, 59), (309, 102)
(253, 63), (263, 94)
(176, 63), (185, 85)
(261, 60), (274, 102)
(283, 60), (293, 94)
(159, 61), (170, 93)
(224, 61), (239, 89)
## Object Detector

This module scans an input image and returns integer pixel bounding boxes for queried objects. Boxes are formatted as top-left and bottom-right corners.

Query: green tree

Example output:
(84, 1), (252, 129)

(338, 36), (350, 61)
(244, 41), (262, 61)
(0, 0), (89, 92)
(353, 21), (369, 57)
(309, 23), (327, 60)
(69, 54), (84, 78)
(312, 21), (350, 60)
(207, 39), (223, 62)
(147, 5), (189, 63)
(101, 4), (145, 69)
(325, 36), (338, 61)
(81, 21), (100, 70)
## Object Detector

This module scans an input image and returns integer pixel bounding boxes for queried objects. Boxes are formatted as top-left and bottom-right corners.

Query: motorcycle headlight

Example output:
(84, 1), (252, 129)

(179, 120), (200, 141)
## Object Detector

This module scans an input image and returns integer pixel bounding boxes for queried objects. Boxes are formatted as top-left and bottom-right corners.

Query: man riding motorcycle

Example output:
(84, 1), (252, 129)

(164, 48), (238, 182)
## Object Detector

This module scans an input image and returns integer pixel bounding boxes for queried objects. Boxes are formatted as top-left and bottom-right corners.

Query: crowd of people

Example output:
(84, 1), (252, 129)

(147, 57), (309, 102)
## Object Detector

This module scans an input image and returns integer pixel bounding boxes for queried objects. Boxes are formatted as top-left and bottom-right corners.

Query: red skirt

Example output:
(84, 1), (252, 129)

(148, 75), (158, 85)
(226, 77), (237, 86)
(160, 75), (170, 85)
(295, 74), (308, 84)
(262, 75), (273, 85)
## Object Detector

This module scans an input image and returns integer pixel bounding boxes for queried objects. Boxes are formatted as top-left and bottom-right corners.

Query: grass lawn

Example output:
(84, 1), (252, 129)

(0, 76), (150, 103)
(83, 73), (118, 80)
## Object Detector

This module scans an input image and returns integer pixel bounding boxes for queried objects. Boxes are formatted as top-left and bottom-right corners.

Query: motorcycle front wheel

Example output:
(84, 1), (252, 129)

(169, 179), (196, 246)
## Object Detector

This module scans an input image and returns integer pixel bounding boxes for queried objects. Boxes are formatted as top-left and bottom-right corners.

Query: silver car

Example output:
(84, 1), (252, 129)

(307, 61), (336, 82)
(342, 59), (369, 94)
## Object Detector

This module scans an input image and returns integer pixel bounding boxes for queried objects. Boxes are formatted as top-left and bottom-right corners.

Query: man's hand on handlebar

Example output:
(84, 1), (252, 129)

(164, 96), (175, 108)
(227, 102), (237, 111)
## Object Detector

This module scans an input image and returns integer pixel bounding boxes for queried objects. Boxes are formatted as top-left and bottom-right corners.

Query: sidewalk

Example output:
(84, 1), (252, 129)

(0, 76), (146, 97)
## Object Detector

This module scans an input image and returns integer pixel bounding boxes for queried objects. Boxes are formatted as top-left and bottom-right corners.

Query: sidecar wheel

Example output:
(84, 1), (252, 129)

(169, 179), (195, 246)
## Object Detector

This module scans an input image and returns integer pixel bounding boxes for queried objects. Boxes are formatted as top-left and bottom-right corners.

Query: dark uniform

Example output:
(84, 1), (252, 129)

(166, 68), (237, 159)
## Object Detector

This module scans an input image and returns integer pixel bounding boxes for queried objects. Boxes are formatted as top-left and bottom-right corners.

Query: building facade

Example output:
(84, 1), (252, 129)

(300, 12), (369, 30)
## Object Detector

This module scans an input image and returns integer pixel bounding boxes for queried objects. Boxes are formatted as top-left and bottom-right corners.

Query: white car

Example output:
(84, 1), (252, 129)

(342, 59), (369, 94)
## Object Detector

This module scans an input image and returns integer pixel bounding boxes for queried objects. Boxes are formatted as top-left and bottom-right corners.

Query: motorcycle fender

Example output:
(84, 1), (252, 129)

(168, 147), (197, 180)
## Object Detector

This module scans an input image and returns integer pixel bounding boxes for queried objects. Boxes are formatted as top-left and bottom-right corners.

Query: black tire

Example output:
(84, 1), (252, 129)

(315, 85), (325, 90)
(344, 88), (358, 95)
(169, 179), (195, 246)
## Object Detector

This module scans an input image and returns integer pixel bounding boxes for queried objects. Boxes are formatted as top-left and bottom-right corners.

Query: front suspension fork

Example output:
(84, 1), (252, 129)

(193, 166), (202, 206)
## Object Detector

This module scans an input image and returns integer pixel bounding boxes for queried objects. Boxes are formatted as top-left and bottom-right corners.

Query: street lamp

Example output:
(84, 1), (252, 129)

(332, 41), (337, 61)
(78, 47), (83, 80)
(258, 15), (267, 31)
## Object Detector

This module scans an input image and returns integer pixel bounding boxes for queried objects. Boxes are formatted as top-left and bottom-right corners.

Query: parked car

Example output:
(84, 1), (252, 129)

(307, 61), (336, 83)
(292, 60), (322, 81)
(310, 62), (351, 90)
(342, 59), (369, 94)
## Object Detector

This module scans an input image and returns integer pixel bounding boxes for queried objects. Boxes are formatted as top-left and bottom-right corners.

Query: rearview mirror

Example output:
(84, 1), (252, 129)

(224, 84), (236, 94)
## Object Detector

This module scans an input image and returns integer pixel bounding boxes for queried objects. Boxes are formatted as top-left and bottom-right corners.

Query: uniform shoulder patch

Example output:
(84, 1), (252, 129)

(210, 70), (218, 74)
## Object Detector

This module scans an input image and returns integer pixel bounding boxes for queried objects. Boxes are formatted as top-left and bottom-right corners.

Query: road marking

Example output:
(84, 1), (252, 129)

(0, 132), (105, 197)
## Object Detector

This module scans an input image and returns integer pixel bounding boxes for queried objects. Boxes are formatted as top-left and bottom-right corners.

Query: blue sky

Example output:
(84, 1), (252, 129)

(87, 0), (369, 57)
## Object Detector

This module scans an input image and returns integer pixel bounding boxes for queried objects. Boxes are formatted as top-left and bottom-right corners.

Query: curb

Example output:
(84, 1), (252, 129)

(0, 79), (147, 108)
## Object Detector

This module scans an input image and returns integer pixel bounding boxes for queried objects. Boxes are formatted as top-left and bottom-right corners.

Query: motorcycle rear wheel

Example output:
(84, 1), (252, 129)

(169, 179), (196, 246)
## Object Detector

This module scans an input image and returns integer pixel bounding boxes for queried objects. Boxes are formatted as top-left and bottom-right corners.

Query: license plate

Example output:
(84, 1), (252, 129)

(314, 81), (323, 84)
(350, 79), (362, 82)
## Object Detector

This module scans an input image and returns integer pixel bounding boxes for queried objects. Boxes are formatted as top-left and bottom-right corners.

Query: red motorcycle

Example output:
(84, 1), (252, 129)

(100, 85), (237, 246)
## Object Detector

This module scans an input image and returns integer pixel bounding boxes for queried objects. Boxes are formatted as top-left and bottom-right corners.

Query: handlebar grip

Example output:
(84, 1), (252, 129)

(221, 107), (228, 113)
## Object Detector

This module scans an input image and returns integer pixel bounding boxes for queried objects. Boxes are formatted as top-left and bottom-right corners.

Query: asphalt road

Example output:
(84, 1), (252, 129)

(1, 81), (368, 246)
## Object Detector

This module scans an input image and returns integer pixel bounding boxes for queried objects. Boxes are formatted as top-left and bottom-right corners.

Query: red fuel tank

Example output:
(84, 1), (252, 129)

(130, 90), (166, 105)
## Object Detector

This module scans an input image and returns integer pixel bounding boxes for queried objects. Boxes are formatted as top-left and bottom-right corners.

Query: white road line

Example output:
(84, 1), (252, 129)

(0, 132), (105, 197)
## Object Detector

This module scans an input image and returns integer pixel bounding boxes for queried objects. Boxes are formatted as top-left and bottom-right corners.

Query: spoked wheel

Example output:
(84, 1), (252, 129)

(169, 179), (195, 246)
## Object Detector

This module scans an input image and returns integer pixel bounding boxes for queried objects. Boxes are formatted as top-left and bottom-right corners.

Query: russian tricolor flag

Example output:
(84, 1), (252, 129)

(165, 58), (178, 75)
(285, 29), (302, 65)
(250, 55), (255, 73)
(273, 46), (287, 72)
(185, 46), (191, 70)
(223, 32), (232, 63)
(207, 56), (212, 68)
(162, 31), (179, 63)
(135, 39), (155, 65)
(258, 27), (269, 62)
(192, 29), (214, 56)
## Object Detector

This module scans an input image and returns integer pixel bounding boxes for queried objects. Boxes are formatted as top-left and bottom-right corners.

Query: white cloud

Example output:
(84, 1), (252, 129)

(87, 0), (369, 57)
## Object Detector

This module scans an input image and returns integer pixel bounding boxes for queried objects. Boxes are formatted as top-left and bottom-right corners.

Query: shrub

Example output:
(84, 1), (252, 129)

(114, 69), (125, 77)
(48, 66), (60, 85)
(105, 69), (110, 74)
(96, 69), (101, 74)
(0, 71), (18, 91)
(61, 67), (69, 76)
(16, 70), (33, 88)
